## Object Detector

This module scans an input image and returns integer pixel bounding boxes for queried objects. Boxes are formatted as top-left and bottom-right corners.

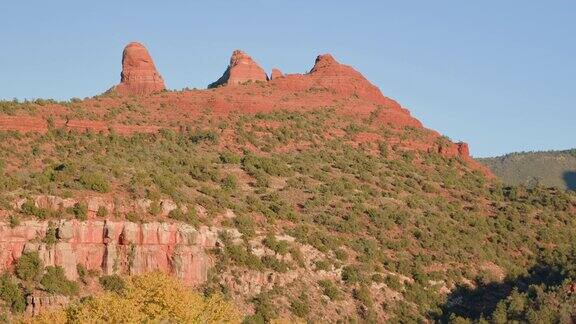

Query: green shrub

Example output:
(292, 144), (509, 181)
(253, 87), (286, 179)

(289, 246), (305, 267)
(76, 264), (87, 283)
(315, 259), (330, 271)
(225, 244), (263, 270)
(15, 251), (43, 282)
(262, 234), (289, 255)
(9, 215), (20, 228)
(242, 154), (291, 177)
(261, 255), (290, 273)
(20, 199), (47, 219)
(384, 275), (403, 291)
(96, 206), (108, 217)
(189, 130), (218, 143)
(70, 202), (88, 220)
(335, 248), (348, 261)
(42, 224), (58, 246)
(148, 200), (162, 216)
(41, 266), (79, 296)
(318, 279), (341, 300)
(125, 211), (140, 223)
(247, 293), (277, 323)
(221, 174), (238, 191)
(168, 208), (199, 226)
(99, 274), (125, 294)
(219, 151), (241, 164)
(354, 284), (373, 307)
(342, 265), (364, 284)
(0, 274), (26, 313)
(290, 292), (310, 318)
(233, 214), (255, 237)
(79, 172), (109, 193)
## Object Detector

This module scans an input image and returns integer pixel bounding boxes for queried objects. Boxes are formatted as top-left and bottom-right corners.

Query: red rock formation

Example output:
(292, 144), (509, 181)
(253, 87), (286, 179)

(0, 219), (218, 286)
(0, 116), (167, 135)
(0, 49), (490, 177)
(111, 42), (165, 96)
(208, 50), (268, 88)
(26, 295), (69, 316)
(435, 141), (492, 177)
(307, 54), (386, 102)
(270, 68), (284, 79)
(457, 142), (470, 157)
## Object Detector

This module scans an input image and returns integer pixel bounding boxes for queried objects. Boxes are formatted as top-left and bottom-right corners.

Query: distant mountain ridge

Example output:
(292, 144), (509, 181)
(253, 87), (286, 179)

(478, 149), (576, 191)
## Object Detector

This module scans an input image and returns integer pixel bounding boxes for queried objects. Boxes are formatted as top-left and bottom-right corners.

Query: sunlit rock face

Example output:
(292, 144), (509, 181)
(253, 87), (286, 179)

(0, 219), (218, 286)
(111, 42), (166, 96)
(209, 50), (268, 88)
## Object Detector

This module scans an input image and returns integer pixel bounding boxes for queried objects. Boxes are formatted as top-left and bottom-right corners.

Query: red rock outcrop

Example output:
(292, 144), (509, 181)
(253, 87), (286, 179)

(457, 142), (470, 157)
(0, 116), (167, 135)
(0, 219), (218, 286)
(435, 141), (492, 176)
(270, 68), (284, 79)
(111, 42), (165, 96)
(0, 49), (490, 177)
(26, 295), (69, 316)
(208, 50), (268, 88)
(307, 54), (387, 103)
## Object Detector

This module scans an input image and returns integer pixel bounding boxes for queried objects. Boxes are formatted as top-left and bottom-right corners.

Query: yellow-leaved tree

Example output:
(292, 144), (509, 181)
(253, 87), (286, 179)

(21, 272), (241, 324)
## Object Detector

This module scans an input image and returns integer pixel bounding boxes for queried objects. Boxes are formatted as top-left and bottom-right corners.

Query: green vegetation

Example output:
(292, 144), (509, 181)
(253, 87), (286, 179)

(446, 248), (576, 323)
(40, 266), (79, 296)
(318, 279), (341, 300)
(15, 252), (43, 283)
(0, 274), (26, 313)
(0, 105), (575, 322)
(79, 171), (110, 193)
(69, 202), (88, 220)
(479, 149), (576, 191)
(99, 274), (126, 294)
(290, 292), (310, 318)
(41, 223), (58, 246)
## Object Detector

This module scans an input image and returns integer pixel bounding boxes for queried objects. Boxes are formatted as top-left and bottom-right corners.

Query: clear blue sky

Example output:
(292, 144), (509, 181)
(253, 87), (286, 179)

(0, 1), (574, 157)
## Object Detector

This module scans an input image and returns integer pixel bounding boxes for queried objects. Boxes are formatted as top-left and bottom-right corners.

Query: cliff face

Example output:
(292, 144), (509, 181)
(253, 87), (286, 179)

(111, 42), (166, 96)
(0, 219), (218, 286)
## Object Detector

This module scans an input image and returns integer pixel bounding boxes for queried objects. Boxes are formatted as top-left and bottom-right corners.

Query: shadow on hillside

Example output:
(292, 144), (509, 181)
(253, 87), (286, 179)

(436, 259), (570, 322)
(563, 171), (576, 191)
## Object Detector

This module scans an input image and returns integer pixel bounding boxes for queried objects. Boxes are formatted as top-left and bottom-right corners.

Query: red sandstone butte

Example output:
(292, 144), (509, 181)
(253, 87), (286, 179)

(208, 50), (268, 88)
(111, 42), (166, 96)
(270, 68), (284, 79)
(0, 48), (490, 176)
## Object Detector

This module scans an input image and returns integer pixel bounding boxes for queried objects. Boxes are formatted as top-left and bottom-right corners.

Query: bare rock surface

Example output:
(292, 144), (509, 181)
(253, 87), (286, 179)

(0, 219), (219, 285)
(111, 42), (166, 96)
(209, 50), (268, 88)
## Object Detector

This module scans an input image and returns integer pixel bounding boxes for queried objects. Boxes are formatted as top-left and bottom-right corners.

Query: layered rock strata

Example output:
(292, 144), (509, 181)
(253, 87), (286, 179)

(0, 219), (218, 286)
(111, 42), (166, 95)
(208, 50), (268, 88)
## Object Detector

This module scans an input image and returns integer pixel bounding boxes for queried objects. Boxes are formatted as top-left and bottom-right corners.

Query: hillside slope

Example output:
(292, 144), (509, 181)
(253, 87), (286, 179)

(0, 43), (575, 323)
(479, 149), (576, 191)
